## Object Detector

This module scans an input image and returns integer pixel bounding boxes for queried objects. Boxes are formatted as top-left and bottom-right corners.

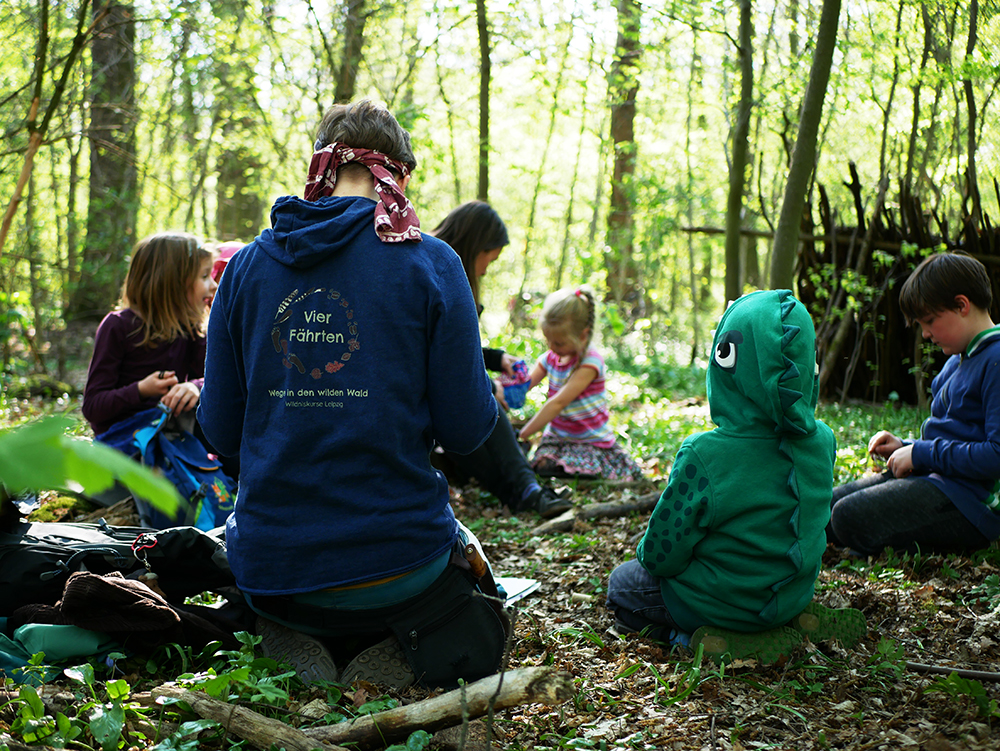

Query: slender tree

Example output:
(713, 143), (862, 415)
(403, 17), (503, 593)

(905, 3), (934, 191)
(519, 10), (576, 300)
(769, 0), (841, 290)
(685, 25), (700, 364)
(434, 30), (462, 205)
(876, 0), (905, 182)
(724, 0), (753, 304)
(334, 0), (369, 103)
(962, 0), (980, 226)
(476, 0), (490, 202)
(606, 0), (641, 312)
(557, 28), (599, 290)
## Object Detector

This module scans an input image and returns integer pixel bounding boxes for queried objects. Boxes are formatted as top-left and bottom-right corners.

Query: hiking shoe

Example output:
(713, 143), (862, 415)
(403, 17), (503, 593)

(790, 601), (867, 648)
(690, 625), (802, 665)
(340, 636), (416, 689)
(256, 616), (339, 684)
(527, 486), (573, 518)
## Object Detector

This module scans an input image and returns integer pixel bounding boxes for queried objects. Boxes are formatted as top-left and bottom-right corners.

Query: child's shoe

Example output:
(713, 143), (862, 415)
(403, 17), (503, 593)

(789, 601), (867, 647)
(530, 486), (573, 518)
(340, 636), (416, 689)
(690, 625), (802, 665)
(256, 616), (339, 684)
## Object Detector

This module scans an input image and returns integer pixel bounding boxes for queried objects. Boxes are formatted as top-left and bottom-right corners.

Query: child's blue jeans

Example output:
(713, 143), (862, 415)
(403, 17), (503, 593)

(606, 558), (681, 641)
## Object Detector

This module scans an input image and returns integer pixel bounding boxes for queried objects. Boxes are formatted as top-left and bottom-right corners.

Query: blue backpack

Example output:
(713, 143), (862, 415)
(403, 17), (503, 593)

(95, 405), (236, 530)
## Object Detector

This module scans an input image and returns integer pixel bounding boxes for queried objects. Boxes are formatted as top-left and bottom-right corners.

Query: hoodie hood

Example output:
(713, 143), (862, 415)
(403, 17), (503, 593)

(261, 195), (382, 270)
(708, 289), (819, 436)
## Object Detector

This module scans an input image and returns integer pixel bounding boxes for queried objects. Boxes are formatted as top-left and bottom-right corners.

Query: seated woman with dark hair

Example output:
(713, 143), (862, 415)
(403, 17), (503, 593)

(431, 201), (572, 518)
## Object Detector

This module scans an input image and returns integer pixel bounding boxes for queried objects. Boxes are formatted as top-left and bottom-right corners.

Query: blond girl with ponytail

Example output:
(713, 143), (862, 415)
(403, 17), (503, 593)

(519, 287), (643, 481)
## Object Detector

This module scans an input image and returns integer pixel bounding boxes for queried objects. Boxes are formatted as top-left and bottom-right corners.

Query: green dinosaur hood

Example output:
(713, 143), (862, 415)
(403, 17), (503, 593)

(707, 289), (819, 436)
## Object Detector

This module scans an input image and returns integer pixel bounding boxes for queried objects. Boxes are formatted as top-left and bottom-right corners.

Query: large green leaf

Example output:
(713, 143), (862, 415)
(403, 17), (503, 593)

(88, 702), (125, 751)
(0, 416), (182, 517)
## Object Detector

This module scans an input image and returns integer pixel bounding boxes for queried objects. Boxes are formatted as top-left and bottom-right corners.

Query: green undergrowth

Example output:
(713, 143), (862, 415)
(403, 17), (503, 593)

(1, 354), (951, 751)
(3, 633), (433, 751)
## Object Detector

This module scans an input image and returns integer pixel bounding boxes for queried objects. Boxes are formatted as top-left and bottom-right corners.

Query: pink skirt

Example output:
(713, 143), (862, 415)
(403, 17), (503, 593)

(530, 435), (644, 481)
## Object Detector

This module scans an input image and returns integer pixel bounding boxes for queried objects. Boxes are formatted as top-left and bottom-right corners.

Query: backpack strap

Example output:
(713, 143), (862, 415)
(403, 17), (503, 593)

(133, 405), (171, 468)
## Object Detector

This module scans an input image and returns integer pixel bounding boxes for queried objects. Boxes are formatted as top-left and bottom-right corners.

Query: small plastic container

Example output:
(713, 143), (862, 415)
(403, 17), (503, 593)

(500, 360), (531, 409)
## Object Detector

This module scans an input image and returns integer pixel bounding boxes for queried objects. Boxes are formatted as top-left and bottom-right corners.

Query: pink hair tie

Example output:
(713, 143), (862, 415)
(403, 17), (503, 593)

(574, 289), (583, 297)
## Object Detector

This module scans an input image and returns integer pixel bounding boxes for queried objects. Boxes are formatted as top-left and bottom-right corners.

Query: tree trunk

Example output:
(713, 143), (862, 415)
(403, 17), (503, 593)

(557, 35), (597, 290)
(519, 13), (575, 301)
(685, 26), (700, 364)
(768, 0), (840, 290)
(606, 0), (642, 313)
(476, 0), (490, 202)
(434, 14), (462, 206)
(68, 0), (137, 322)
(743, 235), (760, 288)
(962, 0), (980, 227)
(216, 142), (265, 241)
(788, 0), (800, 58)
(26, 173), (47, 373)
(724, 0), (754, 304)
(905, 3), (934, 191)
(65, 98), (84, 309)
(334, 0), (367, 104)
(878, 0), (905, 181)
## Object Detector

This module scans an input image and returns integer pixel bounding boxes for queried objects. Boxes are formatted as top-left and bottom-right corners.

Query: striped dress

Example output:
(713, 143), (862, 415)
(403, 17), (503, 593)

(539, 348), (614, 447)
(530, 347), (644, 481)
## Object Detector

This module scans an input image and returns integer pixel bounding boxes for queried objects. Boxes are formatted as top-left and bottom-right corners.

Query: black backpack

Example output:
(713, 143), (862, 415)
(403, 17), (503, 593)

(0, 519), (236, 615)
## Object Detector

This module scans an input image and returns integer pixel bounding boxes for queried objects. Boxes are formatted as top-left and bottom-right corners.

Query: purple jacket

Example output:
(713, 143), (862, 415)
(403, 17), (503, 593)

(82, 309), (205, 435)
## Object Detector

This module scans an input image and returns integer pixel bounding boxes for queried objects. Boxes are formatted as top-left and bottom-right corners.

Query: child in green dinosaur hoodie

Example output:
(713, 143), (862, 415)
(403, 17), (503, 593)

(606, 289), (864, 663)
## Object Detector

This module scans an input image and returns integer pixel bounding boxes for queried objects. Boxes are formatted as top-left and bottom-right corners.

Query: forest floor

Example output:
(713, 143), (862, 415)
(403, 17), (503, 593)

(447, 478), (1000, 751)
(4, 394), (1000, 750)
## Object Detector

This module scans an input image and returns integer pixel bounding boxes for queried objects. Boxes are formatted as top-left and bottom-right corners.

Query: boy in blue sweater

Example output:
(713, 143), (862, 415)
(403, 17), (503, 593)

(829, 252), (1000, 555)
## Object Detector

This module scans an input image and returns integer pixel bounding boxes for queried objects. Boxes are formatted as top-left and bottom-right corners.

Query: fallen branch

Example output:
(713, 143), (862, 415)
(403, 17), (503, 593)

(302, 666), (572, 750)
(905, 662), (1000, 682)
(0, 735), (59, 751)
(569, 478), (659, 490)
(532, 492), (660, 534)
(152, 686), (349, 751)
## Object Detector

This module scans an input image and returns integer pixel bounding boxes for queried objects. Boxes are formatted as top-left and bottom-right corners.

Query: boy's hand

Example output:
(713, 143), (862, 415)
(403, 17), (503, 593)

(868, 430), (903, 459)
(886, 444), (914, 478)
(162, 381), (200, 414)
(137, 370), (178, 399)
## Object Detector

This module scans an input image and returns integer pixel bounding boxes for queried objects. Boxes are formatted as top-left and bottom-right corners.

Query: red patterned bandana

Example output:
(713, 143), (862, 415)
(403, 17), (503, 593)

(304, 143), (421, 243)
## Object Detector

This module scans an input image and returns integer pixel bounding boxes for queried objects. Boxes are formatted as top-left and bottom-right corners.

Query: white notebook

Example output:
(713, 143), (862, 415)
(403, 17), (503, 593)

(496, 576), (540, 605)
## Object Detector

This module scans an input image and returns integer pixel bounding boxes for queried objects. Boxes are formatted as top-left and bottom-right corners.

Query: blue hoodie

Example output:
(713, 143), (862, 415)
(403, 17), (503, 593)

(910, 326), (1000, 540)
(199, 195), (498, 595)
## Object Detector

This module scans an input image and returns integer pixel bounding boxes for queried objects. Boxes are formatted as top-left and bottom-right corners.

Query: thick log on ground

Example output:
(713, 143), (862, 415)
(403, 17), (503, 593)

(0, 735), (59, 751)
(302, 666), (572, 750)
(152, 686), (349, 751)
(532, 491), (660, 534)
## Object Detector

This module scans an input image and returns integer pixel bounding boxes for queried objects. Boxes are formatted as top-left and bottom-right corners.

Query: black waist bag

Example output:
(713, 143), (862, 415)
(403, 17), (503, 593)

(386, 563), (507, 689)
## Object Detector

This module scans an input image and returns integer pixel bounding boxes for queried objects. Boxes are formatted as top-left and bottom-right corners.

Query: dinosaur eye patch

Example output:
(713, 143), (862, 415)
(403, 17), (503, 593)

(714, 331), (743, 371)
